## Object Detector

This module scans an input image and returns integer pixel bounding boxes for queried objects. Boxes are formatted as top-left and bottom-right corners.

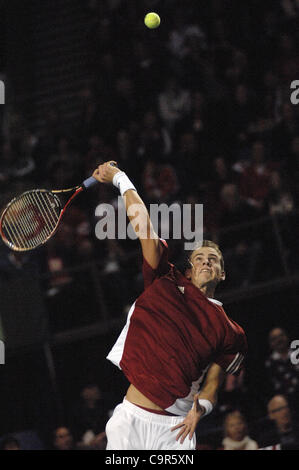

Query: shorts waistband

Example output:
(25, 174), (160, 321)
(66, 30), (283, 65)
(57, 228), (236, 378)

(122, 398), (184, 425)
(134, 404), (178, 416)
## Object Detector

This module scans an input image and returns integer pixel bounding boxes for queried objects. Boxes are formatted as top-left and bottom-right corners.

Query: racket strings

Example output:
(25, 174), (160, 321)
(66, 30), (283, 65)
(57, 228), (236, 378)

(4, 199), (35, 249)
(2, 191), (61, 250)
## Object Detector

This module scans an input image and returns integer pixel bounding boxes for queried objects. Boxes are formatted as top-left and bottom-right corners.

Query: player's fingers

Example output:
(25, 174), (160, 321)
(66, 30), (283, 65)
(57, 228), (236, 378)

(171, 422), (185, 432)
(176, 426), (187, 442)
(179, 427), (190, 444)
(92, 169), (105, 182)
(102, 161), (119, 180)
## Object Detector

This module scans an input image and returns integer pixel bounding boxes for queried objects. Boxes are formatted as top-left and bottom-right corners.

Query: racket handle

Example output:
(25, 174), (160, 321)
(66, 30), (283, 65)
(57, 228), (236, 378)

(82, 163), (118, 190)
(82, 176), (98, 189)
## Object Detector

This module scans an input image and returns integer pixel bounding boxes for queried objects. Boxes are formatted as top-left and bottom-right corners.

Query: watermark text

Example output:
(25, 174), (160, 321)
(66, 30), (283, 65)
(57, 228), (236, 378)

(0, 80), (4, 104)
(0, 340), (5, 365)
(290, 80), (299, 105)
(95, 198), (203, 250)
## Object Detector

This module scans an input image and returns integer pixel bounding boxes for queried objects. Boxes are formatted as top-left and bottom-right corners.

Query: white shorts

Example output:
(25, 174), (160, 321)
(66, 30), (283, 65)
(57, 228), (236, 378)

(105, 398), (196, 450)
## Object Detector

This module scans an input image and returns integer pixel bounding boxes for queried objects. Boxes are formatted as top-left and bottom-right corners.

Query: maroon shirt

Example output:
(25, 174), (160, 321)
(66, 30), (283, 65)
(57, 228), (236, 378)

(107, 240), (247, 414)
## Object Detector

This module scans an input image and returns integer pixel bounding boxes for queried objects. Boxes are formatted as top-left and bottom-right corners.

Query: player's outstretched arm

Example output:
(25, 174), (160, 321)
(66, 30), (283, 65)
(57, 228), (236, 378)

(92, 161), (163, 269)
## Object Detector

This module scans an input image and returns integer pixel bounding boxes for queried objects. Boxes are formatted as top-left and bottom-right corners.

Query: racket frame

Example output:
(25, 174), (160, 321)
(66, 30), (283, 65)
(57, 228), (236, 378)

(0, 186), (83, 252)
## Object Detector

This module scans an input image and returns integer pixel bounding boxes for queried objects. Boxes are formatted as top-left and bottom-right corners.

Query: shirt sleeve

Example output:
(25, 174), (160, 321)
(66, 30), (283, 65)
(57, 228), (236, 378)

(214, 320), (248, 375)
(142, 238), (170, 290)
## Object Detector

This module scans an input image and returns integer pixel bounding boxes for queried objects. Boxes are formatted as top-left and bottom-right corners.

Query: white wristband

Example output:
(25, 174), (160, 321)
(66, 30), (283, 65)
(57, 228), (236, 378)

(112, 171), (137, 197)
(197, 399), (213, 417)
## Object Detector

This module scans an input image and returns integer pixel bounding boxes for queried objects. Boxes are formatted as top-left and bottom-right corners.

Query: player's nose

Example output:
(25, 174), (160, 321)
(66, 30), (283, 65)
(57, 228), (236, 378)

(202, 258), (211, 266)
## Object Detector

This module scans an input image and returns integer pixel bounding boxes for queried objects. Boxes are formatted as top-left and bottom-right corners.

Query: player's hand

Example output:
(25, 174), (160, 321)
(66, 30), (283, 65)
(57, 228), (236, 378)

(170, 393), (205, 444)
(92, 161), (121, 183)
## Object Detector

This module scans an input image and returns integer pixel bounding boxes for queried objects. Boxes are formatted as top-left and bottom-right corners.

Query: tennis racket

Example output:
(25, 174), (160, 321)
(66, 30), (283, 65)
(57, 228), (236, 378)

(0, 163), (117, 252)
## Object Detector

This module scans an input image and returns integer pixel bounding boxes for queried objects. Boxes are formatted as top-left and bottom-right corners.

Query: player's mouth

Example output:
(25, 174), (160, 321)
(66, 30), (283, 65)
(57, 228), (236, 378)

(200, 269), (212, 274)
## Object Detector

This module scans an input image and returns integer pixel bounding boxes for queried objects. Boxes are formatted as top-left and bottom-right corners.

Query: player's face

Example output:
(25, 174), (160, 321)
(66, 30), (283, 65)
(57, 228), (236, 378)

(188, 247), (225, 290)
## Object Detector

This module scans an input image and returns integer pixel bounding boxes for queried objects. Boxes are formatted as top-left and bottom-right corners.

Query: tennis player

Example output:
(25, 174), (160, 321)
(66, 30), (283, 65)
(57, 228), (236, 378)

(92, 161), (247, 450)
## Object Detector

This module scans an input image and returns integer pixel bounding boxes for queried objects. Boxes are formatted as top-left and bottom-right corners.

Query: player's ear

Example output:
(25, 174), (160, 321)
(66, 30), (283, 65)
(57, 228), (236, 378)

(185, 258), (193, 280)
(220, 270), (226, 282)
(185, 267), (192, 280)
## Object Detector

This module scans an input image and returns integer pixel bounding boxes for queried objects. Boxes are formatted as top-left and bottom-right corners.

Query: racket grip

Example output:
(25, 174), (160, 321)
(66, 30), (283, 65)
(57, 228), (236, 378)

(82, 163), (118, 190)
(82, 176), (99, 189)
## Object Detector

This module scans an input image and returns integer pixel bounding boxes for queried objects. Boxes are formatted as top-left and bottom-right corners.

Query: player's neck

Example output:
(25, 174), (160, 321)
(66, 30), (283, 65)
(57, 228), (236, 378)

(198, 283), (216, 299)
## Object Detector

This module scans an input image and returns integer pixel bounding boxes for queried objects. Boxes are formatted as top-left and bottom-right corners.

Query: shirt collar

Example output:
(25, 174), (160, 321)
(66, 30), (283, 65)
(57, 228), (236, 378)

(208, 298), (223, 306)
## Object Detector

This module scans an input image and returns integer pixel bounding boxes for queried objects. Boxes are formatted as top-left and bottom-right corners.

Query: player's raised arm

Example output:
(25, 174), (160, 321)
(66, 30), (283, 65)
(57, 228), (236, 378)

(92, 161), (163, 269)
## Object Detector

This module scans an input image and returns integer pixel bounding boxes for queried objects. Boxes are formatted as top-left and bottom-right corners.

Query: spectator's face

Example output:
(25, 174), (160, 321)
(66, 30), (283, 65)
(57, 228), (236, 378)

(225, 414), (247, 441)
(54, 427), (73, 450)
(269, 328), (289, 353)
(81, 385), (101, 407)
(220, 184), (238, 209)
(268, 396), (292, 430)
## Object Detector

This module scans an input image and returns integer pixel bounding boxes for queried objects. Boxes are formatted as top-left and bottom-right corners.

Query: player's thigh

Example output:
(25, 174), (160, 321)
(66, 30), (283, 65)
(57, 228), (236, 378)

(152, 423), (196, 450)
(105, 403), (140, 450)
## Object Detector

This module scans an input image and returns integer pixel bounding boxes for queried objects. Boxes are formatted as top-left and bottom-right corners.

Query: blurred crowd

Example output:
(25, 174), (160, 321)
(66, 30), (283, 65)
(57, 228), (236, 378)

(1, 0), (299, 450)
(0, 0), (299, 300)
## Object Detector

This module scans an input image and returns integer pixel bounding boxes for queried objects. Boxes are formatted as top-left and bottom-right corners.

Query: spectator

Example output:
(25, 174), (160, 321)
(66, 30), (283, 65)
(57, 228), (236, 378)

(101, 239), (129, 317)
(214, 182), (259, 230)
(204, 157), (237, 220)
(0, 436), (21, 450)
(258, 395), (299, 450)
(266, 170), (294, 215)
(264, 327), (299, 410)
(69, 384), (109, 449)
(230, 83), (257, 144)
(221, 410), (258, 450)
(136, 110), (172, 162)
(218, 369), (249, 416)
(158, 77), (191, 133)
(177, 91), (221, 157)
(142, 159), (180, 204)
(52, 426), (75, 450)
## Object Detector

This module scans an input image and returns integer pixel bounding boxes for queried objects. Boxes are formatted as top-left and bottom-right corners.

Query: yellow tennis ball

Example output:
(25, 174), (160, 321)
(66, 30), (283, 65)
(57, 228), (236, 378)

(144, 12), (160, 29)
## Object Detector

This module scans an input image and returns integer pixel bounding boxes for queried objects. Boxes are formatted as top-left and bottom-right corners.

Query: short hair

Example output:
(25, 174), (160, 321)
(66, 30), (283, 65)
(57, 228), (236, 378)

(186, 240), (225, 271)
